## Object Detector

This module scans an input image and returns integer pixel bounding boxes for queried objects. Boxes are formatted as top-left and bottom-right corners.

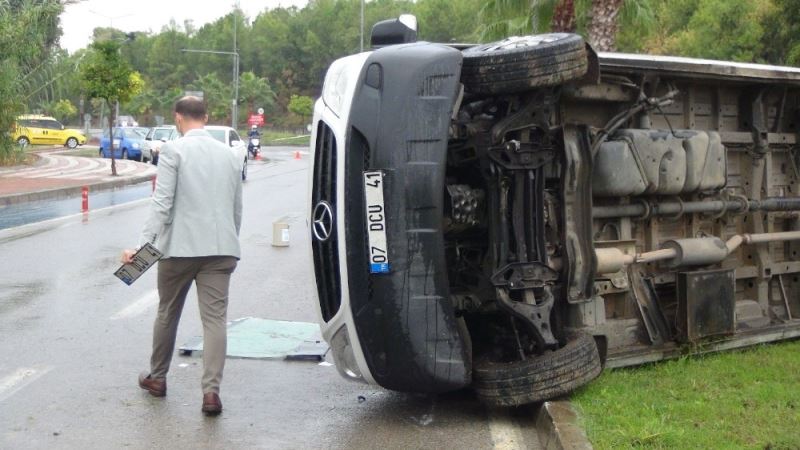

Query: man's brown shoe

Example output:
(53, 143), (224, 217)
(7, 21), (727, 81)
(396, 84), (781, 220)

(138, 372), (166, 397)
(202, 392), (222, 416)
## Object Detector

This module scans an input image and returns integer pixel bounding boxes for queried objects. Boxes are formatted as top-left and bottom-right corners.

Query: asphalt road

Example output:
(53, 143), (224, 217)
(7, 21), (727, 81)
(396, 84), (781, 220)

(0, 148), (542, 449)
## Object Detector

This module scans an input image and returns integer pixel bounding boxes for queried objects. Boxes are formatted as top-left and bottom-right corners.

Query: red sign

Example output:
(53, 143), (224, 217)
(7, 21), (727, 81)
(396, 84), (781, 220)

(247, 113), (265, 127)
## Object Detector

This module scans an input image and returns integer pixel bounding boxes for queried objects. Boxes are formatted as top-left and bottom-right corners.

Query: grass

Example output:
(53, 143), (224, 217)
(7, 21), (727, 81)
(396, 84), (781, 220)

(258, 129), (310, 146)
(0, 144), (35, 166)
(65, 147), (101, 158)
(572, 340), (800, 449)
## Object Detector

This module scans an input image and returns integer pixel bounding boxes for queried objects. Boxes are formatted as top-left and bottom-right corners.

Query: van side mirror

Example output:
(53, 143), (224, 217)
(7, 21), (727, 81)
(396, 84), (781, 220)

(370, 14), (418, 48)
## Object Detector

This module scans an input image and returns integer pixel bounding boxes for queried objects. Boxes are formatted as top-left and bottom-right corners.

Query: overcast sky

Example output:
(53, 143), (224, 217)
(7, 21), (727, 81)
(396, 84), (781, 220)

(60, 0), (309, 53)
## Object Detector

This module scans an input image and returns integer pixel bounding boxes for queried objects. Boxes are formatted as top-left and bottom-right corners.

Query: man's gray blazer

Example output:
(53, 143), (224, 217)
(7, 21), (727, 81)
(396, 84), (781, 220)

(139, 128), (243, 259)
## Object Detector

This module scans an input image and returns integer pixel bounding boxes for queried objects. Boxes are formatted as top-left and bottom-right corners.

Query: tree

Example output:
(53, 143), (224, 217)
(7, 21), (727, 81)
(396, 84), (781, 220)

(80, 40), (144, 175)
(478, 0), (654, 51)
(0, 0), (65, 164)
(238, 71), (276, 117)
(287, 94), (313, 128)
(189, 73), (230, 124)
(51, 99), (78, 123)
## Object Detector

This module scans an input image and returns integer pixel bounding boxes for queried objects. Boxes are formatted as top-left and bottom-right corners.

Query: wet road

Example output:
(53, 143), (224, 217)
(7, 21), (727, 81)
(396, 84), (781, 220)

(0, 148), (541, 449)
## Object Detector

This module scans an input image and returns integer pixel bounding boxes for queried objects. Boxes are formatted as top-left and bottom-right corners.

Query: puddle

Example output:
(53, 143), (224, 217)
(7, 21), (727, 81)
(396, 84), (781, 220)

(0, 182), (152, 230)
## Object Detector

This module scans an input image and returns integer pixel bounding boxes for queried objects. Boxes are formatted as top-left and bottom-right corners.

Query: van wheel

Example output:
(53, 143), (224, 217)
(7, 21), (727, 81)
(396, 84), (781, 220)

(242, 157), (248, 181)
(17, 136), (29, 147)
(122, 149), (128, 160)
(472, 331), (602, 406)
(461, 33), (588, 95)
(66, 137), (78, 149)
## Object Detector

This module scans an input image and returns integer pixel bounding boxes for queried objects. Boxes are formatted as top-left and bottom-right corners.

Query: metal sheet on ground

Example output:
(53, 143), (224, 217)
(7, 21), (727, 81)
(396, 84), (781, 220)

(179, 317), (329, 360)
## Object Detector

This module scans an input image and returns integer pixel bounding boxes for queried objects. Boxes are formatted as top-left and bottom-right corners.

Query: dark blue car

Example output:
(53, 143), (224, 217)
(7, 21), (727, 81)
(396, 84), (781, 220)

(99, 127), (147, 162)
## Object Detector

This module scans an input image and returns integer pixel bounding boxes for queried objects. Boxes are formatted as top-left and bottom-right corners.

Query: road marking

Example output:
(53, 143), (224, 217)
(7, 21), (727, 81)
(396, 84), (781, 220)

(487, 408), (525, 450)
(110, 289), (159, 320)
(0, 367), (53, 403)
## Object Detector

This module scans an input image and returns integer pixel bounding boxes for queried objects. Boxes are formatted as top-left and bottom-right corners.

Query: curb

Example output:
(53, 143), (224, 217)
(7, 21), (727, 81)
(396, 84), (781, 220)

(535, 400), (593, 450)
(0, 172), (156, 207)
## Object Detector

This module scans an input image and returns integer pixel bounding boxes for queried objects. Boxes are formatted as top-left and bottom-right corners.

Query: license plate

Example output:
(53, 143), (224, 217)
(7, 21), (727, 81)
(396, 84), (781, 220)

(364, 170), (390, 274)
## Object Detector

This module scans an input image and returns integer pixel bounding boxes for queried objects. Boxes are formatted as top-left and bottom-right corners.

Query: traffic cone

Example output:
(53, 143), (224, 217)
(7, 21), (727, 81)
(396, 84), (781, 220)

(294, 150), (301, 160)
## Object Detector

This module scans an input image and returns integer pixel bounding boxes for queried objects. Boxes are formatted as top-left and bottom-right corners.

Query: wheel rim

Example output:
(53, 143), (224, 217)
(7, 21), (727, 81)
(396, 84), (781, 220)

(67, 138), (77, 149)
(18, 137), (28, 146)
(122, 150), (127, 159)
(478, 34), (570, 52)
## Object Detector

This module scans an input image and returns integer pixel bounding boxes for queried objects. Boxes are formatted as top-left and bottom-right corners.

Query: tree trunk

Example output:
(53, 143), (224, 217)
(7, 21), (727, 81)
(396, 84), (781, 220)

(587, 0), (624, 52)
(108, 100), (117, 176)
(552, 0), (576, 33)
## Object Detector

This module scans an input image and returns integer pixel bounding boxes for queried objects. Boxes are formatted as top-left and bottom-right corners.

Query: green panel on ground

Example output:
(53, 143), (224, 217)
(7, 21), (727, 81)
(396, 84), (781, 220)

(179, 317), (328, 361)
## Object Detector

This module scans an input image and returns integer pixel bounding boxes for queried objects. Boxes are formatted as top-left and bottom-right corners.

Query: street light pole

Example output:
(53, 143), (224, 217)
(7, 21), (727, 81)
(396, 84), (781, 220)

(360, 0), (365, 52)
(181, 49), (240, 128)
(232, 3), (239, 128)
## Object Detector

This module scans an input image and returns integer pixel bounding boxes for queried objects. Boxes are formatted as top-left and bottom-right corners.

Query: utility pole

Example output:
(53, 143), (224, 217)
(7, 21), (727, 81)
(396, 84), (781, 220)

(232, 2), (240, 129)
(360, 0), (365, 52)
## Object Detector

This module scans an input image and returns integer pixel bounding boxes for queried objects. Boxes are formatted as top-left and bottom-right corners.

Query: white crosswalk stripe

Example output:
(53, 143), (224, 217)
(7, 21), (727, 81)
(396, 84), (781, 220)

(0, 367), (53, 403)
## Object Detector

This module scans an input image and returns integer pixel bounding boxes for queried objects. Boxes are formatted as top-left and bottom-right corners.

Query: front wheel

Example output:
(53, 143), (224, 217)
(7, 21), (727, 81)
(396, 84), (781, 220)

(66, 137), (78, 149)
(17, 136), (29, 147)
(242, 157), (248, 181)
(472, 331), (602, 406)
(122, 149), (128, 160)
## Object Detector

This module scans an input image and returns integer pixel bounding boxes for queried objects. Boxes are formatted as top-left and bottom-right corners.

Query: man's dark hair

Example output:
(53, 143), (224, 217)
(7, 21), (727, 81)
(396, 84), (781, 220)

(174, 96), (207, 120)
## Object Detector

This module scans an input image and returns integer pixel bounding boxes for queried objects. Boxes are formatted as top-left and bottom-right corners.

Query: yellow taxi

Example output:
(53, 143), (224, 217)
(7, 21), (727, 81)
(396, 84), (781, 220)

(12, 115), (87, 148)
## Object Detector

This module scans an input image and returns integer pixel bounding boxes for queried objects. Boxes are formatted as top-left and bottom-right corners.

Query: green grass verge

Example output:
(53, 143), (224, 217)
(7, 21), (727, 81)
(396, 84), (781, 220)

(572, 340), (800, 449)
(258, 130), (310, 146)
(66, 147), (102, 158)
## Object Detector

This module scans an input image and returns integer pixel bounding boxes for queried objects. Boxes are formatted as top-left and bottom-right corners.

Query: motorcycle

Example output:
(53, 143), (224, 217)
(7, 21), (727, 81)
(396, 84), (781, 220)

(247, 136), (261, 159)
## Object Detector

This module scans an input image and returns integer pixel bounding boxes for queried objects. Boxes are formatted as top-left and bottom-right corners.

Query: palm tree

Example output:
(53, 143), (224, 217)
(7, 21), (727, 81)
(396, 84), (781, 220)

(479, 0), (653, 51)
(238, 71), (276, 117)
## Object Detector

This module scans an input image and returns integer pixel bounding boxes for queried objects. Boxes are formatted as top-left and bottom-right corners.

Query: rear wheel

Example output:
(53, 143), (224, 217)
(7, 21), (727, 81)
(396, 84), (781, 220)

(461, 33), (588, 95)
(66, 137), (78, 149)
(242, 157), (248, 181)
(122, 149), (128, 160)
(472, 331), (602, 406)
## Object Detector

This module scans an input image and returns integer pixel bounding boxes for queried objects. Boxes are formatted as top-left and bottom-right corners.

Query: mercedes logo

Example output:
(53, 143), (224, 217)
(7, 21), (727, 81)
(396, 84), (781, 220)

(312, 201), (334, 242)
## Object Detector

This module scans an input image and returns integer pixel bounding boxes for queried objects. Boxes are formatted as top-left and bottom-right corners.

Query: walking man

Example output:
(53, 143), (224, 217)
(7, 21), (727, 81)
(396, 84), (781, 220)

(121, 96), (243, 416)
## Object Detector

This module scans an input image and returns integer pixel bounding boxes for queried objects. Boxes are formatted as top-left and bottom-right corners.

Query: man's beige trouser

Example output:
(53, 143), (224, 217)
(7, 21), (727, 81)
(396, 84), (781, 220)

(150, 256), (238, 394)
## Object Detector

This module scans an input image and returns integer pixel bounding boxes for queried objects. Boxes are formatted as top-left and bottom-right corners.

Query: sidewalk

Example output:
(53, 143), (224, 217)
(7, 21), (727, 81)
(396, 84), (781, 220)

(0, 150), (156, 206)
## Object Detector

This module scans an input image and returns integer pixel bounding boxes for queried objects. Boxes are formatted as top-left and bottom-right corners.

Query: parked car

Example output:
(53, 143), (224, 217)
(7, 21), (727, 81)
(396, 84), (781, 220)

(309, 16), (800, 407)
(99, 127), (147, 161)
(205, 125), (248, 180)
(144, 126), (177, 165)
(12, 115), (86, 148)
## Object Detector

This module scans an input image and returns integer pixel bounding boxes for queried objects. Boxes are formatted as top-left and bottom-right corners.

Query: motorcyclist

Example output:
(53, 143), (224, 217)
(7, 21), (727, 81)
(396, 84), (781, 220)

(247, 125), (261, 159)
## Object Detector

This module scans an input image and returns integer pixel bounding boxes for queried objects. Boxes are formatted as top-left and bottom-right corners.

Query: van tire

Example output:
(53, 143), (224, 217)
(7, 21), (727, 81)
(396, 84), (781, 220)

(122, 149), (128, 160)
(461, 33), (588, 95)
(472, 331), (602, 406)
(66, 137), (78, 149)
(17, 136), (29, 147)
